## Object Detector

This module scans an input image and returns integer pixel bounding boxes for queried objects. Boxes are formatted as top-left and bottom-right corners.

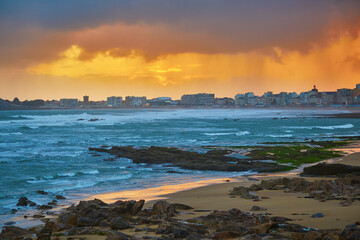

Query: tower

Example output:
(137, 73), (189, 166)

(83, 95), (89, 105)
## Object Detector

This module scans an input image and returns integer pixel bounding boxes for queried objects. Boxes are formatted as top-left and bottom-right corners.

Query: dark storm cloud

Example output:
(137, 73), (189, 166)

(0, 0), (360, 67)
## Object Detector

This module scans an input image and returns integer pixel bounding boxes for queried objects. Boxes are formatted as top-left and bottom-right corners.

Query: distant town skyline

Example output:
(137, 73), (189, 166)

(2, 83), (360, 110)
(1, 1), (360, 100)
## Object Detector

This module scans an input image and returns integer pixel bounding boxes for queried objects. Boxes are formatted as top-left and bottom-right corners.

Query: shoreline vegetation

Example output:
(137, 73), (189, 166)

(2, 138), (360, 239)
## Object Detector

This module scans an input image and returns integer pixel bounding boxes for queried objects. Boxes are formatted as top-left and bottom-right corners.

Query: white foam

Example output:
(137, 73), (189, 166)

(235, 131), (250, 136)
(81, 170), (100, 175)
(204, 132), (234, 136)
(267, 134), (293, 138)
(58, 172), (76, 177)
(204, 131), (250, 136)
(287, 123), (354, 130)
(1, 109), (349, 129)
(0, 132), (23, 136)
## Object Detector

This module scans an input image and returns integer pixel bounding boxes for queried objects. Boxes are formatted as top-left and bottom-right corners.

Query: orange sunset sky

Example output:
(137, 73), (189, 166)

(1, 0), (360, 100)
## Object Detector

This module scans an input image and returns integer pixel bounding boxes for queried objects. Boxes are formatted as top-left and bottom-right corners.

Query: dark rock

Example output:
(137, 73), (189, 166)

(173, 228), (190, 238)
(4, 221), (16, 225)
(89, 145), (287, 172)
(37, 205), (53, 210)
(251, 205), (267, 211)
(47, 200), (57, 206)
(56, 195), (66, 200)
(302, 163), (360, 176)
(0, 226), (31, 239)
(104, 158), (116, 161)
(67, 213), (78, 226)
(311, 213), (324, 218)
(340, 224), (360, 240)
(33, 214), (45, 218)
(105, 234), (129, 240)
(16, 197), (29, 206)
(27, 200), (37, 207)
(249, 184), (263, 191)
(166, 170), (183, 173)
(151, 200), (176, 216)
(44, 221), (66, 232)
(229, 186), (257, 199)
(170, 203), (193, 210)
(111, 217), (130, 230)
(130, 199), (145, 215)
(37, 190), (48, 195)
(77, 217), (93, 227)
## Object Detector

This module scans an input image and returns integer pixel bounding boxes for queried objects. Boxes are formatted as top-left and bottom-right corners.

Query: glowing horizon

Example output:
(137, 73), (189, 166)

(1, 1), (360, 100)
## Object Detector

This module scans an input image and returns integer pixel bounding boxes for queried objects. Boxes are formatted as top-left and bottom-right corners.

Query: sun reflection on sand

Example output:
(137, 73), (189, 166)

(88, 177), (242, 203)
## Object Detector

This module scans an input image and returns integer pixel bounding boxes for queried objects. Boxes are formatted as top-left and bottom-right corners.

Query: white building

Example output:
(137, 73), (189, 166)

(107, 96), (122, 107)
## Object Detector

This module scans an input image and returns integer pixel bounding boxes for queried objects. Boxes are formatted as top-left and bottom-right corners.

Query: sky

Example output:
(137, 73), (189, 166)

(1, 0), (360, 100)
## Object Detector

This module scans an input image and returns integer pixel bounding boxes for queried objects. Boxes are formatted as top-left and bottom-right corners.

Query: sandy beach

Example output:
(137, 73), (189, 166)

(93, 142), (360, 238)
(143, 145), (360, 231)
(2, 142), (360, 239)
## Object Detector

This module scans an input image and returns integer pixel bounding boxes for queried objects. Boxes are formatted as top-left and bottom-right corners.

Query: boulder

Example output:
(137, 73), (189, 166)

(15, 196), (37, 207)
(229, 186), (257, 199)
(130, 199), (145, 215)
(55, 194), (66, 200)
(151, 200), (176, 216)
(311, 213), (324, 218)
(105, 233), (130, 240)
(340, 224), (360, 240)
(250, 205), (268, 211)
(0, 226), (31, 239)
(173, 228), (190, 238)
(170, 203), (193, 210)
(36, 190), (48, 195)
(77, 216), (93, 227)
(110, 217), (130, 230)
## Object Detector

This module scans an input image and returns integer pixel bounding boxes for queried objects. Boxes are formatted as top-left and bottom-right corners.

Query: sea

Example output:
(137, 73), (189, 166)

(0, 108), (359, 226)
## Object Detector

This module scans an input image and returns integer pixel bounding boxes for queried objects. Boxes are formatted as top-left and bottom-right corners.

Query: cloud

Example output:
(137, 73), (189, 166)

(1, 0), (360, 69)
(26, 30), (360, 96)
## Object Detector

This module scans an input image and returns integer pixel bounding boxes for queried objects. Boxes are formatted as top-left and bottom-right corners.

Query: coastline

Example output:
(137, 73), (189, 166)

(87, 141), (360, 232)
(2, 140), (360, 238)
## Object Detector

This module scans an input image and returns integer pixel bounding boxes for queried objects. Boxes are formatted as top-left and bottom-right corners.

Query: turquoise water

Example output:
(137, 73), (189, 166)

(0, 108), (358, 225)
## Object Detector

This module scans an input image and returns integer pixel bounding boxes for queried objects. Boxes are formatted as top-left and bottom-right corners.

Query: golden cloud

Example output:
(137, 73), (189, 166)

(29, 30), (360, 91)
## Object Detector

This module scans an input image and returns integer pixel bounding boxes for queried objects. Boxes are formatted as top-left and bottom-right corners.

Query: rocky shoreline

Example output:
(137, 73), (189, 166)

(2, 160), (360, 239)
(2, 139), (360, 239)
(88, 138), (350, 173)
(88, 146), (289, 172)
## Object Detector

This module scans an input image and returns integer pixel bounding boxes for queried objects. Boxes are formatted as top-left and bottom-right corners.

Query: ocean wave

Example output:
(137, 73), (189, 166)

(267, 134), (293, 138)
(0, 132), (23, 136)
(235, 131), (250, 136)
(204, 131), (250, 136)
(317, 123), (354, 129)
(80, 170), (100, 175)
(204, 132), (234, 136)
(0, 115), (31, 121)
(96, 173), (133, 183)
(57, 172), (76, 177)
(287, 123), (354, 130)
(1, 109), (341, 128)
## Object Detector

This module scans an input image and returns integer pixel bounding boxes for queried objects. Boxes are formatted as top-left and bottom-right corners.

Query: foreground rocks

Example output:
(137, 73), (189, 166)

(3, 198), (360, 239)
(58, 198), (145, 228)
(230, 175), (360, 203)
(89, 146), (289, 172)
